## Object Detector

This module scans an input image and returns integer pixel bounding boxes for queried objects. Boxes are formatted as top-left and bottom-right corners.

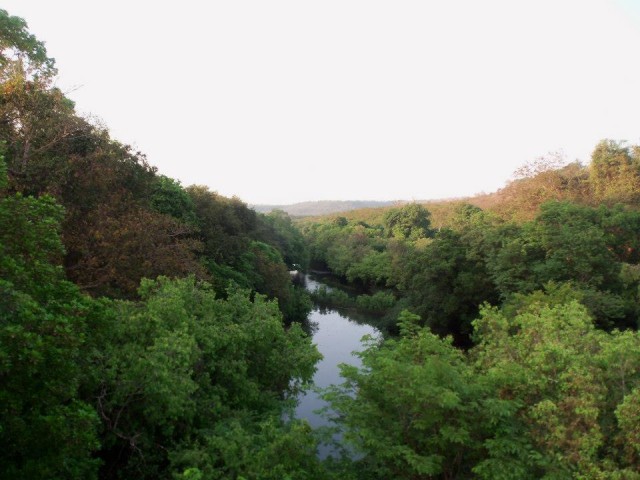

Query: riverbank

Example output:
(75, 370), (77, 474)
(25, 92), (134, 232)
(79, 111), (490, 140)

(293, 274), (381, 459)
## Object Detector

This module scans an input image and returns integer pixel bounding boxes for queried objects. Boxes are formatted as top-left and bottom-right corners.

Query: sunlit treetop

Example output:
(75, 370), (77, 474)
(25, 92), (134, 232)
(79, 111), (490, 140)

(0, 9), (55, 76)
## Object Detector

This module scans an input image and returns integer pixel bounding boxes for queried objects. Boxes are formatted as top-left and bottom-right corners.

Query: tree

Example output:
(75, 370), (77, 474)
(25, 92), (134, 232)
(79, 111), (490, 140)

(150, 174), (198, 225)
(399, 228), (499, 346)
(589, 140), (640, 205)
(257, 209), (310, 270)
(0, 156), (101, 478)
(170, 417), (327, 480)
(383, 203), (434, 241)
(89, 276), (320, 478)
(325, 311), (500, 479)
(472, 295), (640, 477)
(529, 201), (619, 288)
(188, 185), (257, 267)
(493, 153), (589, 221)
(64, 202), (206, 298)
(0, 8), (56, 76)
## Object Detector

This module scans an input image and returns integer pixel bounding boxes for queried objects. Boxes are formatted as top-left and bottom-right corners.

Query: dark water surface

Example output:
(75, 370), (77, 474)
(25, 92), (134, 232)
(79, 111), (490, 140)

(294, 275), (380, 457)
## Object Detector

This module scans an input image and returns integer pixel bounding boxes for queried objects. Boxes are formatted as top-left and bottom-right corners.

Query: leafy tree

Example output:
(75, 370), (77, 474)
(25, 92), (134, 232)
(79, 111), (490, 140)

(0, 156), (101, 478)
(0, 15), (211, 300)
(64, 204), (206, 298)
(188, 186), (257, 267)
(399, 228), (499, 346)
(325, 311), (505, 479)
(0, 8), (56, 75)
(532, 201), (620, 287)
(170, 417), (327, 480)
(88, 276), (320, 479)
(589, 140), (640, 205)
(236, 241), (311, 323)
(303, 220), (393, 288)
(383, 203), (434, 241)
(346, 250), (392, 286)
(257, 209), (310, 270)
(597, 204), (640, 264)
(1, 67), (88, 188)
(332, 215), (348, 227)
(616, 387), (640, 469)
(150, 174), (198, 225)
(326, 290), (640, 480)
(494, 158), (589, 222)
(472, 294), (640, 477)
(484, 201), (637, 329)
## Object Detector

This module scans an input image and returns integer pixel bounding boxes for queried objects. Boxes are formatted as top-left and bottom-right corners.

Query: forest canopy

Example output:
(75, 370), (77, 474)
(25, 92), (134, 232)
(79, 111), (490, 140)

(0, 10), (323, 479)
(3, 8), (640, 480)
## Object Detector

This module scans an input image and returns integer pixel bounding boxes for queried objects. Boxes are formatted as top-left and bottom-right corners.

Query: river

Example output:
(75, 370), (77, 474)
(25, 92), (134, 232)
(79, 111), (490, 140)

(293, 274), (381, 458)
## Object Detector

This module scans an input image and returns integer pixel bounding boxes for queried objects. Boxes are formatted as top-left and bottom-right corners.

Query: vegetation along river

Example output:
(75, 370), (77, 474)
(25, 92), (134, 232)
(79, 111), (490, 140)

(293, 274), (381, 458)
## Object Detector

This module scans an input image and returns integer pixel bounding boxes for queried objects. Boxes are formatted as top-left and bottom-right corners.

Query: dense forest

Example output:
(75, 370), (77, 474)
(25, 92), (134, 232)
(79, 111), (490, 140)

(0, 10), (326, 479)
(3, 8), (640, 480)
(300, 146), (640, 478)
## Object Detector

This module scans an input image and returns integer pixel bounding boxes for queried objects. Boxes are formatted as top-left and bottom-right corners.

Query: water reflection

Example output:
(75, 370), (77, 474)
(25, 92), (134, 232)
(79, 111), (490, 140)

(293, 274), (380, 458)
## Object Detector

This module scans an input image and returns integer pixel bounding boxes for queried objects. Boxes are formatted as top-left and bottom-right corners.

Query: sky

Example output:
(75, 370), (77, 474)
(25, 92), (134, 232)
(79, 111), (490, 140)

(4, 0), (640, 204)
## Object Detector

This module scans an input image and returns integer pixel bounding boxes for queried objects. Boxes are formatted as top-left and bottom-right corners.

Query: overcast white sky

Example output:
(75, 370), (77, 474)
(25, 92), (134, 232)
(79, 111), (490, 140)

(4, 0), (640, 204)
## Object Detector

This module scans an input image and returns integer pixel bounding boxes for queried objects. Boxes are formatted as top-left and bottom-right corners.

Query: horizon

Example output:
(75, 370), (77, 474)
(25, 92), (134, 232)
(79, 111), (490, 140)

(250, 195), (485, 207)
(3, 0), (640, 204)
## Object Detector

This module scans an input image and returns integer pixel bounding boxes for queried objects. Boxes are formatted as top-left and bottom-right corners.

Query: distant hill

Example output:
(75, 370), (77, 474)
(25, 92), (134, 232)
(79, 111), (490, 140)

(252, 200), (399, 217)
(289, 161), (606, 227)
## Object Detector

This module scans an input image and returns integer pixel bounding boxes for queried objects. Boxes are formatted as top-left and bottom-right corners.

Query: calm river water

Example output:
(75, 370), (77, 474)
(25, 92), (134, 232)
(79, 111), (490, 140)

(294, 274), (381, 458)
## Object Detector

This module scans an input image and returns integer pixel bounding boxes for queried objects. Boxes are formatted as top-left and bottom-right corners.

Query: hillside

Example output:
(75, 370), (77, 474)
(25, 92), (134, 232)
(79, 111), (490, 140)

(297, 154), (640, 228)
(252, 200), (399, 216)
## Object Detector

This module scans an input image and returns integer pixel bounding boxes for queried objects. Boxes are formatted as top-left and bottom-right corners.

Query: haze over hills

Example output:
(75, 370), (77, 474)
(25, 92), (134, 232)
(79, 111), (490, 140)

(251, 200), (400, 216)
(251, 194), (490, 217)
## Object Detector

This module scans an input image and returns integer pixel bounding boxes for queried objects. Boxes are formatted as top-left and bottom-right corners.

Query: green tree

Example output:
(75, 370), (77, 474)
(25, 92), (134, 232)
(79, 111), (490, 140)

(170, 417), (327, 480)
(326, 311), (501, 479)
(0, 8), (55, 76)
(483, 201), (638, 329)
(383, 203), (434, 241)
(399, 228), (499, 346)
(257, 209), (310, 270)
(0, 156), (101, 478)
(589, 140), (640, 205)
(472, 294), (640, 477)
(616, 387), (640, 469)
(89, 276), (320, 478)
(188, 185), (257, 267)
(150, 174), (198, 225)
(532, 201), (620, 287)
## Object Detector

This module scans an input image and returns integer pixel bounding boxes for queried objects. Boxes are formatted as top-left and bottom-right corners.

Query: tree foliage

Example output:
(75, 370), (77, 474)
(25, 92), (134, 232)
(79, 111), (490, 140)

(88, 276), (320, 478)
(328, 296), (640, 479)
(0, 8), (56, 75)
(383, 203), (434, 240)
(590, 140), (640, 205)
(6, 9), (640, 479)
(0, 13), (323, 478)
(0, 160), (100, 478)
(326, 311), (492, 479)
(0, 155), (323, 477)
